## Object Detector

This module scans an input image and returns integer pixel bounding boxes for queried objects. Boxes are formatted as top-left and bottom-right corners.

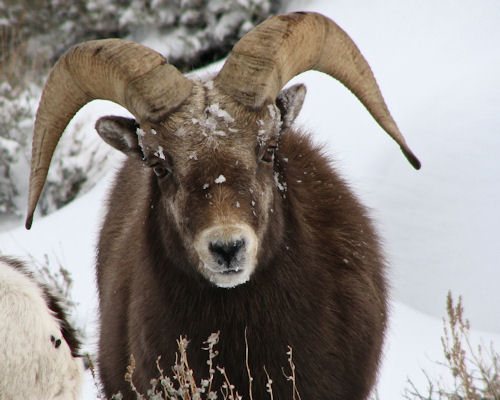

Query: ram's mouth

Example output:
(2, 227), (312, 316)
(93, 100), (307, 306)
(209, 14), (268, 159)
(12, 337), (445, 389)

(204, 262), (244, 275)
(200, 262), (252, 289)
(220, 268), (242, 275)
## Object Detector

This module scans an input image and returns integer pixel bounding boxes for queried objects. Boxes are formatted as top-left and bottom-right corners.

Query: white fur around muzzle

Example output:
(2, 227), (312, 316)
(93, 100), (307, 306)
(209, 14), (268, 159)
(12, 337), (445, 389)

(194, 224), (259, 288)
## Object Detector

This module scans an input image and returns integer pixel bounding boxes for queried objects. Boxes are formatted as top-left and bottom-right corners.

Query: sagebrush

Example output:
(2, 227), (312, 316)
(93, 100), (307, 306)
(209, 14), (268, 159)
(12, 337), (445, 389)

(405, 292), (500, 400)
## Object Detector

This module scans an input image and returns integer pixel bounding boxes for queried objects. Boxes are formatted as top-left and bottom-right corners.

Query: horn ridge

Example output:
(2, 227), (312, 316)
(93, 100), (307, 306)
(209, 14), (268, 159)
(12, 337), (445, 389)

(215, 11), (420, 169)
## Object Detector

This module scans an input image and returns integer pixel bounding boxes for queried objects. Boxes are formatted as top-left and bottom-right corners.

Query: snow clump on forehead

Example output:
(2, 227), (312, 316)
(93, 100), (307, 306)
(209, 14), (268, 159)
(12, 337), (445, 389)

(158, 80), (283, 149)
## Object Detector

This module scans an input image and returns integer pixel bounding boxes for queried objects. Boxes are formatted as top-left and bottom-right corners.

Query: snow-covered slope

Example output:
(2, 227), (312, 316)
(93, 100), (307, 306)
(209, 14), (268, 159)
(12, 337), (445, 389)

(1, 0), (499, 399)
(284, 0), (500, 333)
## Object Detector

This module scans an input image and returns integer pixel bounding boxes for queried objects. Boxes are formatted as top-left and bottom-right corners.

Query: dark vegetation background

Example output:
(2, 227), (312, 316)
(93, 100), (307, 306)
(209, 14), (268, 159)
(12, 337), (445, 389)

(0, 0), (281, 219)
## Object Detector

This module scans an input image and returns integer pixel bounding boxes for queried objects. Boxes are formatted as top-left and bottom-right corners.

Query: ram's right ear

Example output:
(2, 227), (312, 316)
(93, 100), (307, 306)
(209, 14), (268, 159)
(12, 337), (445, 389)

(95, 116), (143, 159)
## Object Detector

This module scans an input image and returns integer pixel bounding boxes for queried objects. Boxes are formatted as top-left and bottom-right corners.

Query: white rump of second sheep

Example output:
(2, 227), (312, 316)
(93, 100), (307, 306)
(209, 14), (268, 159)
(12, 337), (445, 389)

(0, 256), (83, 400)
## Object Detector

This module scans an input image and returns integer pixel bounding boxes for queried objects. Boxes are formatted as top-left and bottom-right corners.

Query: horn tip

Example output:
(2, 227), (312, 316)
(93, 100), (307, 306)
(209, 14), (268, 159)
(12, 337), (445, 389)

(402, 147), (421, 170)
(25, 214), (33, 230)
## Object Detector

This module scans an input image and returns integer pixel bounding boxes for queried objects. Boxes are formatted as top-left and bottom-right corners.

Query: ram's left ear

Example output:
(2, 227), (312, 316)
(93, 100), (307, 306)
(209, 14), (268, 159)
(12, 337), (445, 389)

(276, 83), (306, 132)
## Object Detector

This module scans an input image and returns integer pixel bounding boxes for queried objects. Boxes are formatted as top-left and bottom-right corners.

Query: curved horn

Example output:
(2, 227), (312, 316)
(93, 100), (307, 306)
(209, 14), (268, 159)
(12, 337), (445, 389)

(215, 12), (420, 170)
(26, 39), (193, 229)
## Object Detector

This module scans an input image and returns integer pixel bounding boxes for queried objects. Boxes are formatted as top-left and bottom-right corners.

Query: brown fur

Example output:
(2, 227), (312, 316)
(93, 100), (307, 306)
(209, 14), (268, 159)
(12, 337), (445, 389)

(96, 112), (387, 399)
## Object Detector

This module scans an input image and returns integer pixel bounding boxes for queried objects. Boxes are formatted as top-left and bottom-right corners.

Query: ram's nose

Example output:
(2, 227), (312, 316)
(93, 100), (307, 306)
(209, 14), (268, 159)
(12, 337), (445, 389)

(194, 224), (259, 288)
(209, 239), (245, 269)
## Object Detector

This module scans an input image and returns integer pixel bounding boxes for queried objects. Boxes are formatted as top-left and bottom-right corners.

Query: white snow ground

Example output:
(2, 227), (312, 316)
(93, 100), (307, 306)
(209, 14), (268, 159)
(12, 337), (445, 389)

(1, 0), (499, 398)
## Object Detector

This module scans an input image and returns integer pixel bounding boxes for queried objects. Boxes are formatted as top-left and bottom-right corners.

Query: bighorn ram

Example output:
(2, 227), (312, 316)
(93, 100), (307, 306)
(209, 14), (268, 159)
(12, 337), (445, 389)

(26, 12), (420, 400)
(0, 256), (83, 399)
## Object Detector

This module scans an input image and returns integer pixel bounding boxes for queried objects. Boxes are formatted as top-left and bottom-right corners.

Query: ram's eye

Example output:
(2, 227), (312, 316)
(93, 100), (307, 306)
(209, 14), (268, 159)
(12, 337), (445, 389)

(153, 166), (169, 178)
(261, 146), (276, 163)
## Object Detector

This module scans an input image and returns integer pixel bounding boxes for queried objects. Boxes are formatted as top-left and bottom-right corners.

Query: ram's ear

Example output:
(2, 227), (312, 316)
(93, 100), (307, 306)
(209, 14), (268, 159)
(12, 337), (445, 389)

(95, 116), (143, 159)
(276, 83), (306, 132)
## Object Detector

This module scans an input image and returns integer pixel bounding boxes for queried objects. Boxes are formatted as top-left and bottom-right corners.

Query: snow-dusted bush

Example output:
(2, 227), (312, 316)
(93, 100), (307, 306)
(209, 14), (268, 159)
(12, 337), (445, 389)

(0, 82), (37, 216)
(1, 0), (281, 70)
(0, 78), (113, 217)
(0, 0), (281, 219)
(32, 253), (85, 341)
(37, 120), (114, 216)
(0, 136), (21, 215)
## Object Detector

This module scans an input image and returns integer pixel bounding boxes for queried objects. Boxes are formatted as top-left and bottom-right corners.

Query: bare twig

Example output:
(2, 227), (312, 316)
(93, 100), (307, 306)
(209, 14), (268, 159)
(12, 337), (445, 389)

(244, 328), (254, 400)
(282, 346), (301, 400)
(86, 354), (106, 400)
(202, 331), (220, 397)
(264, 366), (274, 400)
(124, 354), (144, 399)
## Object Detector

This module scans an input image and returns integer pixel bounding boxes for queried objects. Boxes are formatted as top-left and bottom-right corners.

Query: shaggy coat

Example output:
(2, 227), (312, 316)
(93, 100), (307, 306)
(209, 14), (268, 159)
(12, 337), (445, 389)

(0, 256), (83, 400)
(96, 120), (388, 399)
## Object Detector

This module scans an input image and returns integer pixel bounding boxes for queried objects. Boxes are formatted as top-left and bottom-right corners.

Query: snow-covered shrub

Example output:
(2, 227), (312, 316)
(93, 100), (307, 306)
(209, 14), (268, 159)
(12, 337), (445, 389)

(33, 254), (85, 341)
(0, 0), (281, 219)
(37, 118), (114, 216)
(0, 82), (37, 216)
(123, 0), (282, 71)
(0, 78), (112, 217)
(1, 0), (282, 70)
(0, 136), (20, 215)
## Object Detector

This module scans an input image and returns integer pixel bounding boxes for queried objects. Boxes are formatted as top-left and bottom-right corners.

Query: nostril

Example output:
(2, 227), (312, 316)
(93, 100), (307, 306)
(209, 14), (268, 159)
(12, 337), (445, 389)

(209, 239), (245, 267)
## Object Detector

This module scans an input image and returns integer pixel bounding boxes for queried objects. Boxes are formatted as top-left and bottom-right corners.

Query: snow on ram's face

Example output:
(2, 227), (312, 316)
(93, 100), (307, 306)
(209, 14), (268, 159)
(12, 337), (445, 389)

(214, 174), (226, 184)
(124, 80), (283, 289)
(207, 103), (235, 124)
(154, 145), (165, 160)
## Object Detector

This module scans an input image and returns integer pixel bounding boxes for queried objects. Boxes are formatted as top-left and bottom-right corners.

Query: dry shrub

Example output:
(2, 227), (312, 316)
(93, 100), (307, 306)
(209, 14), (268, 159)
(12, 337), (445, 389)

(405, 292), (500, 400)
(88, 331), (301, 400)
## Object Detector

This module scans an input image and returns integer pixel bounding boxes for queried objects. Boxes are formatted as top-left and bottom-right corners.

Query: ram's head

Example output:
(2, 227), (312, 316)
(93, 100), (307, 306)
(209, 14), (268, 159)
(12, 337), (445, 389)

(26, 12), (420, 288)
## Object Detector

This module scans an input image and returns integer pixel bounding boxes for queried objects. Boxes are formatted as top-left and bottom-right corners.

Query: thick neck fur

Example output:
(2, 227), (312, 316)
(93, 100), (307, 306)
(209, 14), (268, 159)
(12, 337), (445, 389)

(98, 125), (386, 400)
